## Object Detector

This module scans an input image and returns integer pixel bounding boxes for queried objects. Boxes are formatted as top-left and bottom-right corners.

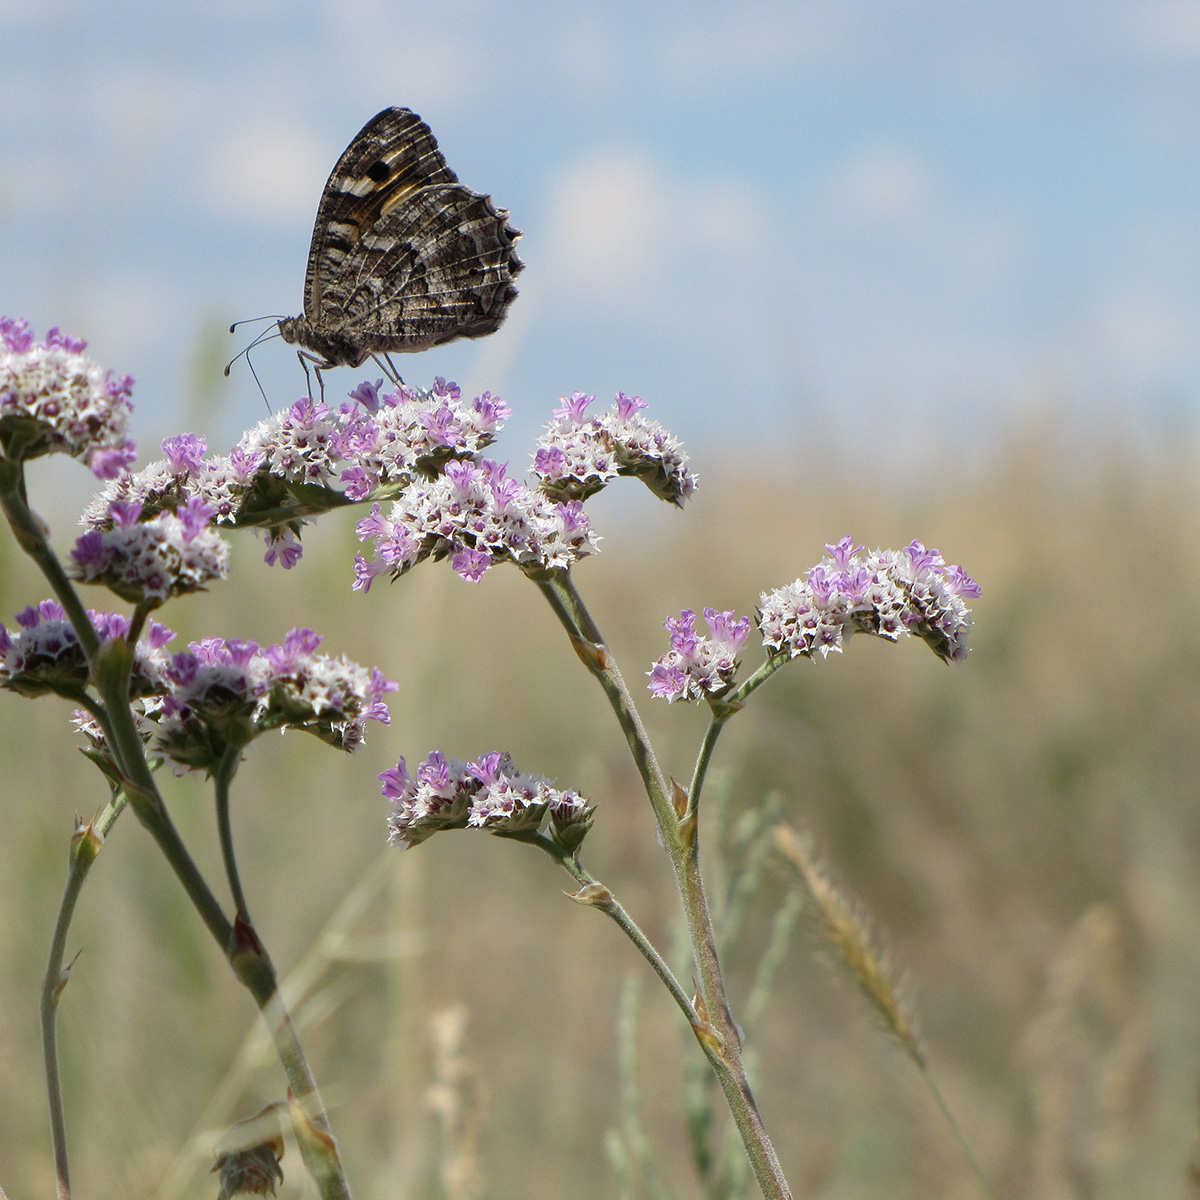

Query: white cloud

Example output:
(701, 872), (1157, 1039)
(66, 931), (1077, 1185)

(542, 149), (666, 295)
(540, 147), (767, 308)
(1071, 290), (1194, 383)
(814, 144), (1026, 293)
(821, 146), (935, 227)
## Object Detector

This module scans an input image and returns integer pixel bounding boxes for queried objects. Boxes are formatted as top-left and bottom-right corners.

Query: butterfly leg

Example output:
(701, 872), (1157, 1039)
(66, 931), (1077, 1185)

(371, 352), (405, 388)
(294, 351), (327, 402)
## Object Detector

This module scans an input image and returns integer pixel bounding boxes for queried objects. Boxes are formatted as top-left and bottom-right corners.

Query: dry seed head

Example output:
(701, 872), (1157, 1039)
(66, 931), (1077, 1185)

(774, 823), (922, 1064)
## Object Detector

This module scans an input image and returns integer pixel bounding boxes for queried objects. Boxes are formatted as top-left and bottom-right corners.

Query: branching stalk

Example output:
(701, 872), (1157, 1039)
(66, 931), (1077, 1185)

(1, 476), (352, 1200)
(533, 570), (791, 1200)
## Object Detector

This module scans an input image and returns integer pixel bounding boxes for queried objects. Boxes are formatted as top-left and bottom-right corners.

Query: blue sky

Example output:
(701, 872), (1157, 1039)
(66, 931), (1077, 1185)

(5, 0), (1200, 461)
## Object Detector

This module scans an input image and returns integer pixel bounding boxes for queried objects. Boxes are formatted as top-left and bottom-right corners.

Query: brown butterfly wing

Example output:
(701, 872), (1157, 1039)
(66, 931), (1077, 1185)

(331, 185), (523, 352)
(298, 107), (522, 358)
(303, 107), (459, 323)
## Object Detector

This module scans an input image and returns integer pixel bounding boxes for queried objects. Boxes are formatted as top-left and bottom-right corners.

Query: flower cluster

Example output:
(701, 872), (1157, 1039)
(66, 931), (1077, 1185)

(648, 607), (752, 703)
(758, 537), (980, 664)
(235, 378), (509, 500)
(383, 750), (594, 851)
(333, 378), (510, 500)
(0, 601), (174, 699)
(354, 458), (598, 587)
(71, 497), (231, 605)
(0, 317), (136, 478)
(82, 381), (511, 569)
(156, 628), (398, 770)
(79, 383), (688, 590)
(533, 392), (697, 505)
(82, 434), (261, 531)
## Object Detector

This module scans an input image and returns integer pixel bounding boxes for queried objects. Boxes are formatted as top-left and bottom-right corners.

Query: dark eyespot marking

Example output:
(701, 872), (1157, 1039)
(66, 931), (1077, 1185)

(328, 234), (354, 254)
(366, 159), (392, 183)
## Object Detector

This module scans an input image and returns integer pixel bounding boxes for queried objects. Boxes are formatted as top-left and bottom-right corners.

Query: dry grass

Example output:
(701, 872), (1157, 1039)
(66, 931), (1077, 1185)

(2, 416), (1200, 1198)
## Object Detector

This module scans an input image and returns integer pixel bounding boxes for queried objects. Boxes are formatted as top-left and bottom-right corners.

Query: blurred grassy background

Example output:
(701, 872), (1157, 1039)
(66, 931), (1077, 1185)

(2, 416), (1199, 1200)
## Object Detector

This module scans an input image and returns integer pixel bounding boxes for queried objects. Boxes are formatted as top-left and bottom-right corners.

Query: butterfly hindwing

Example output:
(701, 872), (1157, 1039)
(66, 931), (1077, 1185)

(279, 107), (523, 370)
(336, 187), (521, 349)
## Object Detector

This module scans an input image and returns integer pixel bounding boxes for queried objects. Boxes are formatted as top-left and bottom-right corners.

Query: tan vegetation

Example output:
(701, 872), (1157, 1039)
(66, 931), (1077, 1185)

(1, 418), (1197, 1198)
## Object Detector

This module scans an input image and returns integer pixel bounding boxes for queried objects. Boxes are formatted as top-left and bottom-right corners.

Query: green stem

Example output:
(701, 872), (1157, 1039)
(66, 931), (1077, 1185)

(687, 713), (730, 821)
(2, 463), (352, 1197)
(918, 1067), (1004, 1200)
(103, 726), (349, 1197)
(534, 836), (699, 1026)
(532, 570), (791, 1200)
(725, 653), (790, 708)
(535, 573), (675, 831)
(233, 944), (353, 1200)
(102, 721), (350, 1196)
(41, 794), (128, 1200)
(0, 461), (101, 659)
(214, 743), (248, 916)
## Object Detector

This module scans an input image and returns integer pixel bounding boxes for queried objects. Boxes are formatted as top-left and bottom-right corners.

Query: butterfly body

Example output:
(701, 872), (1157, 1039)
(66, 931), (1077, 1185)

(279, 108), (523, 372)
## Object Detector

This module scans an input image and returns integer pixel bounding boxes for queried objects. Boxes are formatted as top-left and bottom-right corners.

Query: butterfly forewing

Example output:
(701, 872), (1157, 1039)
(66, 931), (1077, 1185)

(279, 106), (523, 370)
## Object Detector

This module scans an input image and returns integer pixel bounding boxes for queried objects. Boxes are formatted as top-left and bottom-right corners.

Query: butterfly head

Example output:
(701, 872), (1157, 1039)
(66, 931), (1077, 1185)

(277, 317), (370, 370)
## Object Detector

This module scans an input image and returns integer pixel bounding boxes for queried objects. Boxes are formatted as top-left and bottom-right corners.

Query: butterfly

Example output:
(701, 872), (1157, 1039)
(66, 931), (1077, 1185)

(277, 107), (523, 382)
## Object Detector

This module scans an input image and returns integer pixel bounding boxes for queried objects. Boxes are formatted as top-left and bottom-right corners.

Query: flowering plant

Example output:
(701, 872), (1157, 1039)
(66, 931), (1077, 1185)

(0, 317), (980, 1199)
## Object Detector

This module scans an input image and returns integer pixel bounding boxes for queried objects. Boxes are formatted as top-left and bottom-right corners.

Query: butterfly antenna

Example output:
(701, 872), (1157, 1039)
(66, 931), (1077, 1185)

(224, 321), (284, 378)
(247, 351), (271, 412)
(229, 314), (285, 335)
(225, 325), (283, 413)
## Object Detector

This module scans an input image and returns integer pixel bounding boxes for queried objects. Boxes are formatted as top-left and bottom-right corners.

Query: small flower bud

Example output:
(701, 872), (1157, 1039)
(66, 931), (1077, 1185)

(0, 603), (173, 700)
(71, 498), (231, 605)
(155, 629), (397, 772)
(212, 1104), (286, 1199)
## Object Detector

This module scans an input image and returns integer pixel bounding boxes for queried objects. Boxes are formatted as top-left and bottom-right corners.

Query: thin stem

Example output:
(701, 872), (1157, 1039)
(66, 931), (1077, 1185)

(920, 1068), (1004, 1200)
(535, 572), (675, 830)
(2, 465), (351, 1197)
(725, 654), (789, 709)
(214, 743), (248, 916)
(0, 461), (100, 659)
(89, 630), (347, 1195)
(113, 747), (350, 1196)
(533, 836), (699, 1027)
(687, 713), (730, 820)
(531, 570), (791, 1200)
(41, 795), (128, 1200)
